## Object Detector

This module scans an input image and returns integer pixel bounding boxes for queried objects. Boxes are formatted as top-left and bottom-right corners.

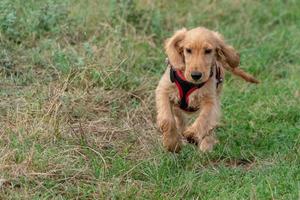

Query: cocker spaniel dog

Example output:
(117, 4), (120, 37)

(155, 27), (258, 153)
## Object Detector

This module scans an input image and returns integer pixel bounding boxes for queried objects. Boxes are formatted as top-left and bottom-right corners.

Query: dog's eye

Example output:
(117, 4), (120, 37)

(186, 48), (192, 54)
(205, 48), (212, 54)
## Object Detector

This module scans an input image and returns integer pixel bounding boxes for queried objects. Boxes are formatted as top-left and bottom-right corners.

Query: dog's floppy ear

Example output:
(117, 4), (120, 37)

(213, 31), (240, 68)
(213, 31), (259, 83)
(165, 28), (187, 70)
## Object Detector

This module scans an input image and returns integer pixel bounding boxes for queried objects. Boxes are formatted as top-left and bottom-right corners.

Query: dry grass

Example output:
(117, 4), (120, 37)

(0, 0), (299, 199)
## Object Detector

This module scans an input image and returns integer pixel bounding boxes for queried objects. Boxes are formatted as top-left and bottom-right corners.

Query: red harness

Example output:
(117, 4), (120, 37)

(168, 60), (223, 112)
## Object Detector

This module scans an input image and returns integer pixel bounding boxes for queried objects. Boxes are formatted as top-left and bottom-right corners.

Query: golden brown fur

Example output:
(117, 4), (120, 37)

(155, 27), (258, 153)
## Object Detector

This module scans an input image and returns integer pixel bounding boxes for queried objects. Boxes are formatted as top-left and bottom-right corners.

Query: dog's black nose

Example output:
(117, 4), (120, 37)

(191, 71), (203, 80)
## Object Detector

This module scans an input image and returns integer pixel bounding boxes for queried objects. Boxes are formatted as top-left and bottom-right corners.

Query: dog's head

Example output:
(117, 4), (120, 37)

(165, 27), (240, 83)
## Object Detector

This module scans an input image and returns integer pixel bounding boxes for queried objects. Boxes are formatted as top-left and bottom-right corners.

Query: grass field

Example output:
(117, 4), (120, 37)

(0, 0), (299, 199)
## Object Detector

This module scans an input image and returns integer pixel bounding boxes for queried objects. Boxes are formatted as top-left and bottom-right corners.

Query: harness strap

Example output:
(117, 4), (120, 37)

(168, 59), (223, 112)
(215, 63), (223, 87)
(170, 68), (208, 111)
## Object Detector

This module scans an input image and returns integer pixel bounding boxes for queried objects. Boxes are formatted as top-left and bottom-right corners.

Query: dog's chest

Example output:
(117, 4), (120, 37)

(168, 85), (203, 109)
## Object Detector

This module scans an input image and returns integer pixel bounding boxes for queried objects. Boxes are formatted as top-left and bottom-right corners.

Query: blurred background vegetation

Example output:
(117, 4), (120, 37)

(0, 0), (299, 199)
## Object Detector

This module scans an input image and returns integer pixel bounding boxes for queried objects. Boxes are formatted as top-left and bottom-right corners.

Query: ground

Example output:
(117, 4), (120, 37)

(0, 0), (299, 199)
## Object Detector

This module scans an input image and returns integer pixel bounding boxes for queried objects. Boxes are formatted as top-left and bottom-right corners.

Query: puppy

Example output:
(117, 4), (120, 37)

(155, 27), (258, 153)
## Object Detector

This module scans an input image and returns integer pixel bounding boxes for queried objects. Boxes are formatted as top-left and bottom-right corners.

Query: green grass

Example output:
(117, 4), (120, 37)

(0, 0), (300, 199)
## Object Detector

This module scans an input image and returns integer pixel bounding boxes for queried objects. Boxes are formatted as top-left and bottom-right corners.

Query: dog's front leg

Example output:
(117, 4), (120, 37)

(184, 96), (219, 152)
(155, 86), (182, 153)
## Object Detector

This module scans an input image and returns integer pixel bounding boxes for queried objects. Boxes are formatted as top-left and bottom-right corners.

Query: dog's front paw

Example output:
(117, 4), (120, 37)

(183, 126), (200, 145)
(157, 116), (175, 133)
(199, 134), (218, 152)
(163, 132), (182, 153)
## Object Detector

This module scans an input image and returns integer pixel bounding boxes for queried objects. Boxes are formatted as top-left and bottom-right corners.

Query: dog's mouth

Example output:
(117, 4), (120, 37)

(184, 67), (214, 84)
(193, 76), (208, 84)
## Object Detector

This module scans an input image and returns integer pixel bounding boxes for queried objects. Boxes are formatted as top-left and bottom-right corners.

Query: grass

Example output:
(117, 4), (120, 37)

(0, 0), (299, 199)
